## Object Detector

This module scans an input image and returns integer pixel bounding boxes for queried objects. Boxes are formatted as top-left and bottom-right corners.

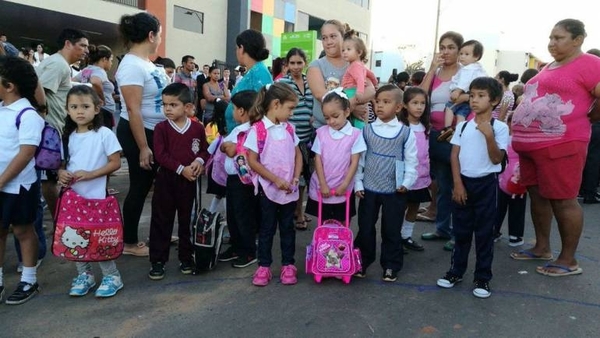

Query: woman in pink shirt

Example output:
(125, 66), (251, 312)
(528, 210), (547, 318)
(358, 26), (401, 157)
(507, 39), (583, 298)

(510, 19), (600, 277)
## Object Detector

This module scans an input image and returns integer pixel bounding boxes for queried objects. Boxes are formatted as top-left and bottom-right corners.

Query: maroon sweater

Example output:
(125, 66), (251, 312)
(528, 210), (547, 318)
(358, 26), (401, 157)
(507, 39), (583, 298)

(153, 119), (210, 175)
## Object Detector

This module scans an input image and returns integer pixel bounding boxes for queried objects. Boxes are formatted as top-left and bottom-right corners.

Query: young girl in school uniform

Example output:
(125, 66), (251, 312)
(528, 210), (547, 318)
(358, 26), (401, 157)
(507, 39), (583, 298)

(398, 87), (432, 252)
(305, 88), (366, 223)
(57, 85), (124, 298)
(243, 83), (302, 287)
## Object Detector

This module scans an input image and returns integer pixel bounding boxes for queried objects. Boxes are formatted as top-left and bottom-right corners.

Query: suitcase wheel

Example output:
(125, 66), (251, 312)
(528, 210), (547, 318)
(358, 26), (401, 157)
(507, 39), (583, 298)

(314, 274), (322, 283)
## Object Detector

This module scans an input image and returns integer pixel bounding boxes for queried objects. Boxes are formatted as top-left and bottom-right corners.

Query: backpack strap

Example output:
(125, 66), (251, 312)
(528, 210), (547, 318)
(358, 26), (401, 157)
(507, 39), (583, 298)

(15, 107), (36, 129)
(256, 120), (295, 154)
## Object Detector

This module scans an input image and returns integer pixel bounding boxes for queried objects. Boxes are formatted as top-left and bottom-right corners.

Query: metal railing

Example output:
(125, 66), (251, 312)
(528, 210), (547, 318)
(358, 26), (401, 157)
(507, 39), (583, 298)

(102, 0), (143, 9)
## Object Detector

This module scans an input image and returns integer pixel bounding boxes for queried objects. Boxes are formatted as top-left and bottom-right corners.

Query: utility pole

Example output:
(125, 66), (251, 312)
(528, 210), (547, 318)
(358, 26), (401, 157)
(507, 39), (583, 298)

(433, 0), (441, 53)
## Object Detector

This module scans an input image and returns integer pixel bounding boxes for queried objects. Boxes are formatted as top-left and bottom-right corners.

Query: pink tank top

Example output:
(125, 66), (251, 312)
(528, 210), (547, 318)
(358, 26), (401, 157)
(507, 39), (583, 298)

(410, 124), (431, 190)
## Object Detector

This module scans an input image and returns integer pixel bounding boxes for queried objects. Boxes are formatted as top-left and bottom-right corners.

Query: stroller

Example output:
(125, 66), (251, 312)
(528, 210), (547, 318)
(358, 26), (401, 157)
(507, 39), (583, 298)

(305, 190), (362, 284)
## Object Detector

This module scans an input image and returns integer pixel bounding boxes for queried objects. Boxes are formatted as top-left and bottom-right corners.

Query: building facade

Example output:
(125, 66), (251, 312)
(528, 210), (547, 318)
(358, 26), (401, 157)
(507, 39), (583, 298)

(1, 0), (371, 72)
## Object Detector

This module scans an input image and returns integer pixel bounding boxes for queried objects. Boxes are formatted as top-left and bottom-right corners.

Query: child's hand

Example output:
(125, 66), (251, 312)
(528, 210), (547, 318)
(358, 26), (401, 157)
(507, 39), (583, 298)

(355, 190), (365, 199)
(288, 178), (299, 194)
(72, 170), (93, 182)
(334, 183), (348, 196)
(396, 186), (407, 193)
(452, 183), (467, 205)
(182, 166), (197, 182)
(189, 161), (204, 176)
(476, 120), (494, 138)
(320, 183), (331, 198)
(275, 177), (291, 192)
(450, 90), (460, 102)
(58, 169), (74, 186)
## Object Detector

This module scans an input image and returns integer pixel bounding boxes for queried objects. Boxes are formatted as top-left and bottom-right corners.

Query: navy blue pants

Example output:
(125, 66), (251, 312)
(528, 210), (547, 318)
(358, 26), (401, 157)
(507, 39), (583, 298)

(449, 174), (497, 282)
(226, 175), (259, 258)
(257, 190), (296, 267)
(149, 169), (195, 264)
(494, 190), (526, 238)
(355, 190), (407, 272)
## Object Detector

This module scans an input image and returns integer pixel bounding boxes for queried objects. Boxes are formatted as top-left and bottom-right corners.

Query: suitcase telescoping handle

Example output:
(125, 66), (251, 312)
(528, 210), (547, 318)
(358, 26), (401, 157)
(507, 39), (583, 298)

(317, 189), (352, 228)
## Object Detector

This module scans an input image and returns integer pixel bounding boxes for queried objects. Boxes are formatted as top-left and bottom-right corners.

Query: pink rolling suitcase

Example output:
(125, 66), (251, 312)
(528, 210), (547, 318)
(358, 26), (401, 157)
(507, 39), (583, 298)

(305, 190), (362, 284)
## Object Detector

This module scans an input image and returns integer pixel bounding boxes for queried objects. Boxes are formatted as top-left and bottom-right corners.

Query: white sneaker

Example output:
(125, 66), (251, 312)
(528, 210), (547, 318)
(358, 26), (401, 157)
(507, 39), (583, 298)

(95, 275), (124, 298)
(69, 272), (96, 296)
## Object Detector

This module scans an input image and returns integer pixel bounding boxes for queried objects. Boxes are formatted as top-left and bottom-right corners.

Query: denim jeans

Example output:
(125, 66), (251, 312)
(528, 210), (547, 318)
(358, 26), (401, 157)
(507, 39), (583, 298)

(14, 170), (46, 262)
(257, 191), (296, 267)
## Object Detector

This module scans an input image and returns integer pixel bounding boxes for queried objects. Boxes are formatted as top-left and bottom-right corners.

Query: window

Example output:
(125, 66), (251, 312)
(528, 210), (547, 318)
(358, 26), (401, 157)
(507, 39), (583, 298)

(251, 11), (262, 31)
(375, 60), (381, 67)
(173, 6), (204, 34)
(284, 21), (295, 33)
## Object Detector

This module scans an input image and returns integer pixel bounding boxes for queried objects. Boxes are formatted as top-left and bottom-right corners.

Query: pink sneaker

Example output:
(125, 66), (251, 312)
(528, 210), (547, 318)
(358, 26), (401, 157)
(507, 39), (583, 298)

(280, 265), (298, 285)
(252, 266), (272, 286)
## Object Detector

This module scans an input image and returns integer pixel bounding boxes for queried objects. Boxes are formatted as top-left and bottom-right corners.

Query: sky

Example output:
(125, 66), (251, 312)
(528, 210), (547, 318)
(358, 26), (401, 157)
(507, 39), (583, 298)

(371, 0), (600, 65)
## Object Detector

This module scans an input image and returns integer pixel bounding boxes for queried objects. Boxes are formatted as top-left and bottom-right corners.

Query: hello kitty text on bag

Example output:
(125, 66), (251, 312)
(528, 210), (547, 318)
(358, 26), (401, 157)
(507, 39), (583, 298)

(52, 188), (124, 262)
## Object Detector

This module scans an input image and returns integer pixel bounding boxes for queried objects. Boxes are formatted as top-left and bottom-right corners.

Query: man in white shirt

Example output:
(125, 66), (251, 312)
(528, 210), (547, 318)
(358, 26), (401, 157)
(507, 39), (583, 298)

(35, 28), (89, 220)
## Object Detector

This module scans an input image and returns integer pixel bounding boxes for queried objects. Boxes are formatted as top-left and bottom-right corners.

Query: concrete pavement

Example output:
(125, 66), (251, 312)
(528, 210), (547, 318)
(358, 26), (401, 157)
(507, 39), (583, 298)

(2, 165), (600, 337)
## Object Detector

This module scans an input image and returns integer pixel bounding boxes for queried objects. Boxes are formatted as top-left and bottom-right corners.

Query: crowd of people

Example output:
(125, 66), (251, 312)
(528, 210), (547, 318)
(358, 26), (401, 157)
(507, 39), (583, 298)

(1, 14), (600, 305)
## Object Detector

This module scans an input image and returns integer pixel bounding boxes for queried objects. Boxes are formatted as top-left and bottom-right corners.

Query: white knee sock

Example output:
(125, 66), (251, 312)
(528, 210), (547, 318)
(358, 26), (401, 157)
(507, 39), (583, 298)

(209, 197), (222, 213)
(21, 266), (37, 285)
(401, 220), (415, 239)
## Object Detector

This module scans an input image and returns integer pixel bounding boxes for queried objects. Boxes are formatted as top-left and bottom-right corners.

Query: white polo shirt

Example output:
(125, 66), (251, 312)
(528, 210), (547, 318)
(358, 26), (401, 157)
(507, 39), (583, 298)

(0, 98), (45, 193)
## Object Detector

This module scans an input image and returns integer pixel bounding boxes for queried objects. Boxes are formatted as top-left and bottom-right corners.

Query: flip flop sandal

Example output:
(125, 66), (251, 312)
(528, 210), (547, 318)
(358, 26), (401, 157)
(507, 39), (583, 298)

(536, 263), (583, 277)
(294, 221), (309, 231)
(510, 249), (553, 261)
(416, 214), (435, 222)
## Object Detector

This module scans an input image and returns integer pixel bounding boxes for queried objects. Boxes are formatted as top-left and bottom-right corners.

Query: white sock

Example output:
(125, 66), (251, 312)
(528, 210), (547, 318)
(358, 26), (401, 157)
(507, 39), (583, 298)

(401, 220), (415, 239)
(221, 198), (226, 214)
(209, 197), (222, 213)
(21, 266), (37, 285)
(0, 267), (3, 286)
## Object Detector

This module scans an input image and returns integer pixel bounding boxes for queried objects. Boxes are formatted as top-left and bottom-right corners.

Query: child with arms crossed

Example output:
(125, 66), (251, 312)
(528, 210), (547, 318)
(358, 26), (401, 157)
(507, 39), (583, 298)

(244, 83), (302, 286)
(436, 77), (508, 299)
(148, 83), (209, 280)
(58, 86), (124, 298)
(305, 88), (366, 223)
(354, 84), (418, 282)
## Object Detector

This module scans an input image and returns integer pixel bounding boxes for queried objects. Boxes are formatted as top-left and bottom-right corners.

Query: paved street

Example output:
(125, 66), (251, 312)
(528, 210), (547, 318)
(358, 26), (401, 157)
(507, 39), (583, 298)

(2, 163), (600, 337)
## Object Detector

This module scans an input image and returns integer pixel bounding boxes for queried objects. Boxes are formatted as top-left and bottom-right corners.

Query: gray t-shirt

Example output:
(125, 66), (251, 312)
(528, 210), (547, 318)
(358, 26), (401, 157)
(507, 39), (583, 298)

(75, 65), (116, 112)
(36, 53), (71, 133)
(308, 58), (348, 128)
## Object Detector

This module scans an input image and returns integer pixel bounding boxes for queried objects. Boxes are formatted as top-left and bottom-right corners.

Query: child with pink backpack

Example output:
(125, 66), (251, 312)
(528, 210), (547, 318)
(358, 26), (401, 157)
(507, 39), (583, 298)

(218, 90), (259, 268)
(243, 83), (302, 286)
(495, 114), (527, 248)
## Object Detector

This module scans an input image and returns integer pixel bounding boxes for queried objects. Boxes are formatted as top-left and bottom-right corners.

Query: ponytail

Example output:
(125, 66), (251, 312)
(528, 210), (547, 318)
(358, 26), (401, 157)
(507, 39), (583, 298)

(249, 83), (297, 124)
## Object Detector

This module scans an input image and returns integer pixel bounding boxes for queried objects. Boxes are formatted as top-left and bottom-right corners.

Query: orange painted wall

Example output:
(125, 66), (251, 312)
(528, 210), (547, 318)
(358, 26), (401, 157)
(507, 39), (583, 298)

(145, 0), (167, 57)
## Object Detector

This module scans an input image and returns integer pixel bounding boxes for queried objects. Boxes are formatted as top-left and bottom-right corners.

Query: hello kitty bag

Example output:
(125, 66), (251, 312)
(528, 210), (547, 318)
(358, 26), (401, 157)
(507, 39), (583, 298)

(52, 188), (124, 262)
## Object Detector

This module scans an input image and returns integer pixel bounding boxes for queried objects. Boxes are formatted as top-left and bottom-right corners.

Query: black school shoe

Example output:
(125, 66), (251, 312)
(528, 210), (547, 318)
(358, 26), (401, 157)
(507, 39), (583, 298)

(5, 282), (40, 305)
(402, 237), (424, 251)
(382, 269), (398, 282)
(148, 262), (165, 280)
(473, 280), (492, 298)
(180, 261), (194, 275)
(218, 247), (239, 262)
(232, 256), (257, 268)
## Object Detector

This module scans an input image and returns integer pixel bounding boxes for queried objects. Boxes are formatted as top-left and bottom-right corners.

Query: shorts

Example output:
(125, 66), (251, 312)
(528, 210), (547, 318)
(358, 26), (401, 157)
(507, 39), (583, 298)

(518, 141), (588, 199)
(0, 184), (40, 228)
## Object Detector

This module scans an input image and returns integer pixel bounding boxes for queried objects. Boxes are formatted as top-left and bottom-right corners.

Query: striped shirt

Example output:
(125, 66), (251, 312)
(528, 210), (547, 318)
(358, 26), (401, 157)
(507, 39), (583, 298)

(277, 74), (314, 142)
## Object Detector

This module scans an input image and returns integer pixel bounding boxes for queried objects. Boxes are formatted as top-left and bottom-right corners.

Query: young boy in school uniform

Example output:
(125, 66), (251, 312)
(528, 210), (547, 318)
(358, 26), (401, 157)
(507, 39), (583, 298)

(436, 77), (509, 299)
(148, 83), (209, 280)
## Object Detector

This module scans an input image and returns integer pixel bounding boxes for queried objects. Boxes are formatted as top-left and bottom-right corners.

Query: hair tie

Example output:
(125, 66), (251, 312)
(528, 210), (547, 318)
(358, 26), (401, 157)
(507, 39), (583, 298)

(322, 87), (348, 101)
(265, 83), (272, 91)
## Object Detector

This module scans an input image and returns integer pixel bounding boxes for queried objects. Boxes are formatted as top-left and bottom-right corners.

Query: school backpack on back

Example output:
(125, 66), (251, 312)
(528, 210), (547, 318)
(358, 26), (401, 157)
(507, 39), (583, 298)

(16, 107), (62, 170)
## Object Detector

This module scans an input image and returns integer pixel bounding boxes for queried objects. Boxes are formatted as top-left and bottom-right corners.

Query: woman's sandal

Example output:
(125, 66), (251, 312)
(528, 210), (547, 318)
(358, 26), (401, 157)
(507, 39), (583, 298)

(295, 220), (309, 231)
